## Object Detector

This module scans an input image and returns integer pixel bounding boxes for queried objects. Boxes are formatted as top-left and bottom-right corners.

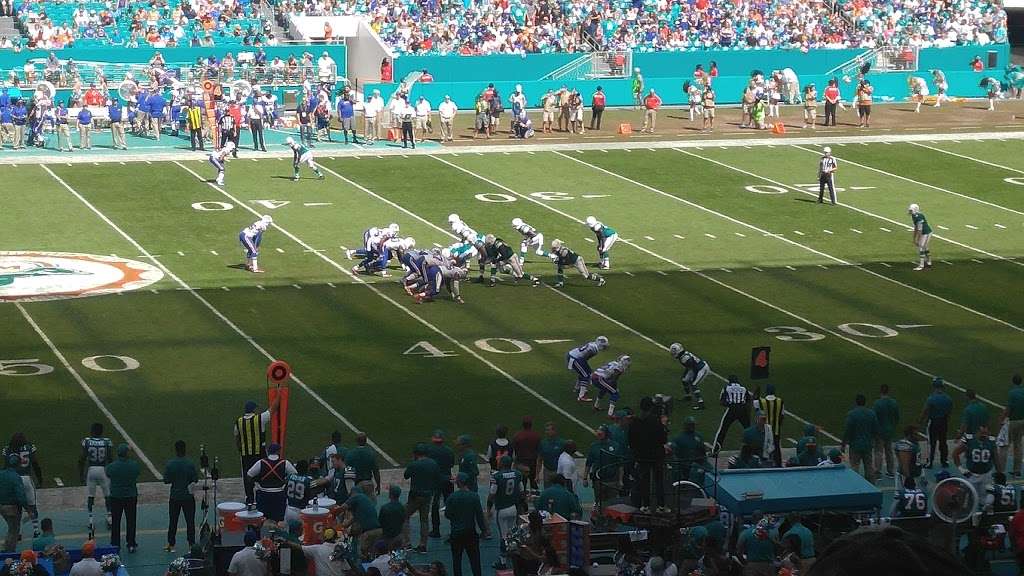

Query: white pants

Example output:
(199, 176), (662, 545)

(968, 470), (992, 510)
(916, 234), (931, 252)
(298, 151), (315, 168)
(86, 465), (110, 498)
(495, 505), (518, 551)
(520, 233), (545, 256)
(21, 476), (36, 507)
(683, 363), (710, 387)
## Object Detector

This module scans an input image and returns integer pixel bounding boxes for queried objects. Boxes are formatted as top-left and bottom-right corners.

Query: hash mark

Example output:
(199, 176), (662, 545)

(704, 233), (717, 239)
(673, 234), (685, 239)
(965, 224), (978, 230)
(823, 229), (833, 235)
(971, 259), (984, 264)
(785, 265), (797, 271)
(292, 284), (303, 289)
(734, 232), (746, 237)
(327, 282), (336, 288)
(752, 267), (764, 272)
(210, 250), (219, 255)
(584, 237), (595, 243)
(276, 248), (285, 253)
(941, 260), (953, 265)
(938, 225), (950, 230)
(817, 265), (828, 270)
(793, 230), (805, 236)
(433, 243), (443, 248)
(878, 262), (891, 268)
(257, 285), (265, 290)
(880, 227), (891, 232)
(221, 286), (230, 291)
(850, 228), (862, 234)
(149, 289), (159, 294)
(623, 271), (634, 276)
(644, 235), (655, 241)
(177, 251), (185, 256)
(995, 224), (1006, 229)
(720, 268), (732, 273)
(656, 270), (668, 276)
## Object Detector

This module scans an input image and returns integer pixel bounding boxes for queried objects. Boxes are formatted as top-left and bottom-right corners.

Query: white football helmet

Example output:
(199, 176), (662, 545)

(511, 217), (524, 228)
(585, 216), (598, 228)
(595, 336), (609, 350)
(618, 355), (631, 370)
(224, 140), (236, 151)
(908, 203), (920, 214)
(452, 221), (466, 235)
(484, 234), (496, 245)
(388, 223), (400, 235)
(402, 237), (416, 250)
(448, 213), (461, 225)
(261, 215), (273, 224)
(551, 239), (563, 251)
(285, 136), (295, 146)
(669, 342), (684, 357)
(441, 248), (452, 260)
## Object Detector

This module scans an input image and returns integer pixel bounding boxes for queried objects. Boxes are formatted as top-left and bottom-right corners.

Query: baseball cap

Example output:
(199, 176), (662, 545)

(267, 443), (281, 454)
(244, 400), (258, 413)
(457, 434), (472, 446)
(431, 429), (445, 441)
(389, 484), (402, 498)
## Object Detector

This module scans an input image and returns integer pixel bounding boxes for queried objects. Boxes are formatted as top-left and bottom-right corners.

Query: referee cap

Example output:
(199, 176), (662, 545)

(823, 146), (832, 154)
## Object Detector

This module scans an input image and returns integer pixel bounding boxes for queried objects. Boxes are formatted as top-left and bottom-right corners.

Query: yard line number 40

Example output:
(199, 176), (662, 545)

(0, 355), (140, 376)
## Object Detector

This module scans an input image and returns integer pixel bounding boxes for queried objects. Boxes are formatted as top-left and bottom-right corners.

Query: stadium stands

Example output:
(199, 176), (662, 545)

(1, 0), (1008, 55)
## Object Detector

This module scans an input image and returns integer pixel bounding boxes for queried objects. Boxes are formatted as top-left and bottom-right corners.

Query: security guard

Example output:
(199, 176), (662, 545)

(55, 102), (72, 152)
(234, 398), (279, 505)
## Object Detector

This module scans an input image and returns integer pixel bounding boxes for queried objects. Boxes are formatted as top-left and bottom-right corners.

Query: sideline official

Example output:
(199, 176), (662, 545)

(234, 398), (278, 505)
(713, 376), (752, 454)
(818, 147), (838, 205)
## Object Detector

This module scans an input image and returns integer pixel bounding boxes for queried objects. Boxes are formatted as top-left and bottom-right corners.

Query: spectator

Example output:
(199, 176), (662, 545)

(380, 59), (392, 83)
(736, 512), (776, 575)
(629, 397), (668, 513)
(811, 525), (970, 576)
(971, 56), (985, 72)
(823, 79), (841, 127)
(340, 487), (382, 561)
(512, 417), (541, 493)
(539, 423), (565, 488)
(843, 394), (879, 482)
(69, 541), (102, 576)
(782, 512), (815, 569)
(378, 485), (405, 549)
(535, 475), (581, 519)
(873, 385), (900, 479)
(164, 440), (198, 552)
(364, 89), (383, 144)
(427, 431), (455, 539)
(959, 389), (990, 439)
(540, 90), (557, 134)
(631, 68), (644, 109)
(17, 550), (48, 576)
(107, 444), (139, 552)
(31, 518), (54, 552)
(1003, 374), (1024, 476)
(556, 440), (577, 493)
(227, 531), (268, 576)
(404, 443), (440, 553)
(446, 472), (486, 576)
(920, 377), (953, 468)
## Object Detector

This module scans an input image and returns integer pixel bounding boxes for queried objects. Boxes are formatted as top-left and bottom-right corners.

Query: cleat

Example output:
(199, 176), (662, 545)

(164, 544), (175, 553)
(597, 277), (606, 287)
(251, 268), (265, 273)
(532, 278), (541, 287)
(345, 250), (354, 260)
(553, 282), (564, 288)
(578, 396), (593, 402)
(488, 279), (496, 287)
(913, 265), (925, 271)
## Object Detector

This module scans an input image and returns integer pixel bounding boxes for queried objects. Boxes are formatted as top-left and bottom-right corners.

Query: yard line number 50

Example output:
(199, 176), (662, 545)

(0, 355), (141, 376)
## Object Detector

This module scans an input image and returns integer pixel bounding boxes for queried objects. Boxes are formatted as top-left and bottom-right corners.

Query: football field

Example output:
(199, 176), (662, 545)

(3, 134), (1022, 485)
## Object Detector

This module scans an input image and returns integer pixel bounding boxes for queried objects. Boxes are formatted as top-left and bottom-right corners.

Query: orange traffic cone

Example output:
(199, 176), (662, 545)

(772, 122), (786, 135)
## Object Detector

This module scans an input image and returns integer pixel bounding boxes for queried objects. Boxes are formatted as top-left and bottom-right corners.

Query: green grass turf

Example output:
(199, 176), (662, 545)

(2, 139), (1022, 485)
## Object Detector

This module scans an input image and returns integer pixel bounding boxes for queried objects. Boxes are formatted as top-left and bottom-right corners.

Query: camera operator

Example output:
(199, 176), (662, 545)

(629, 396), (669, 513)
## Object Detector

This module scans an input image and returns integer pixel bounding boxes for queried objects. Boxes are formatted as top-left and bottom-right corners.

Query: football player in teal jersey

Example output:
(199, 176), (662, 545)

(585, 216), (618, 269)
(908, 203), (932, 271)
(487, 456), (522, 570)
(2, 432), (43, 536)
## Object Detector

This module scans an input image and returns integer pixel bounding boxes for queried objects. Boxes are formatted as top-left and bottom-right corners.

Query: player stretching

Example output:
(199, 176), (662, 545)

(208, 141), (235, 185)
(567, 336), (610, 401)
(482, 235), (540, 287)
(591, 356), (630, 417)
(511, 218), (548, 262)
(80, 423), (114, 537)
(285, 136), (324, 181)
(669, 343), (708, 410)
(549, 239), (605, 288)
(584, 216), (618, 269)
(240, 215), (273, 273)
(908, 203), (932, 271)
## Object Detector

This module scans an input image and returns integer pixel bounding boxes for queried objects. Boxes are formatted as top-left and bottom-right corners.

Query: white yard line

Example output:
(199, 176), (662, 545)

(15, 302), (162, 478)
(910, 141), (1024, 176)
(668, 148), (1024, 333)
(790, 144), (1024, 217)
(181, 162), (597, 438)
(475, 153), (1010, 408)
(41, 164), (399, 467)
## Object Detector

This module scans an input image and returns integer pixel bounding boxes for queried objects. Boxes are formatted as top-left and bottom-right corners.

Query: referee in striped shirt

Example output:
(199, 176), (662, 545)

(817, 147), (838, 205)
(713, 375), (752, 455)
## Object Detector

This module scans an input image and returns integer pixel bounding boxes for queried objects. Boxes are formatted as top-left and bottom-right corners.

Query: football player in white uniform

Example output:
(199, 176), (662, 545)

(669, 342), (708, 410)
(511, 218), (548, 262)
(208, 141), (235, 185)
(591, 355), (630, 417)
(239, 215), (273, 273)
(567, 336), (609, 401)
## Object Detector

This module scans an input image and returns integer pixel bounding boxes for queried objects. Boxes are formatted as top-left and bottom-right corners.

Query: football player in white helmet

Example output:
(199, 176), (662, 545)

(669, 342), (708, 410)
(209, 140), (235, 185)
(591, 355), (629, 417)
(239, 215), (273, 273)
(908, 203), (933, 270)
(567, 336), (610, 401)
(584, 216), (618, 269)
(511, 217), (548, 262)
(285, 136), (324, 181)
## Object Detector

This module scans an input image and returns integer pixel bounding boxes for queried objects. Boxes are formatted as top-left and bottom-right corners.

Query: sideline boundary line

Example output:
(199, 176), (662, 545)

(790, 144), (1024, 217)
(40, 165), (400, 467)
(171, 161), (598, 438)
(315, 161), (841, 442)
(5, 131), (1024, 166)
(909, 141), (1024, 178)
(15, 302), (162, 478)
(573, 147), (1024, 334)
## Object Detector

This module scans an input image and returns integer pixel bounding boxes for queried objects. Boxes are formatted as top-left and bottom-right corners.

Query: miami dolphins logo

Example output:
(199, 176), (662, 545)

(0, 252), (164, 302)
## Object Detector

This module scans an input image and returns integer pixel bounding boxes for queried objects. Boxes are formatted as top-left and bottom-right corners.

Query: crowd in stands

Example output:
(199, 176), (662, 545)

(0, 0), (1007, 55)
(5, 0), (277, 51)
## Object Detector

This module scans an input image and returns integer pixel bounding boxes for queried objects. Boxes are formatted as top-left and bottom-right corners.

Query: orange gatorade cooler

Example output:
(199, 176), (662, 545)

(236, 509), (266, 538)
(300, 507), (331, 544)
(218, 502), (247, 546)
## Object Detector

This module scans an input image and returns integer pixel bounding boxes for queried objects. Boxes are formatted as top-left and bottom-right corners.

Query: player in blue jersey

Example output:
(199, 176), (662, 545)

(239, 215), (273, 273)
(413, 264), (467, 304)
(208, 141), (235, 185)
(566, 336), (610, 401)
(669, 342), (709, 410)
(591, 356), (630, 417)
(584, 216), (618, 269)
